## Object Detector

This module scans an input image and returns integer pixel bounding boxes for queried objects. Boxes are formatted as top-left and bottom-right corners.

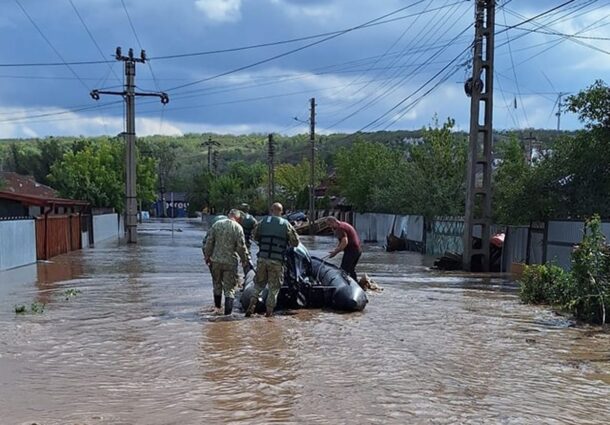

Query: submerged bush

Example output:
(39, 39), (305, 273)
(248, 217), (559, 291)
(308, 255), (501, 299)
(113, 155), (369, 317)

(519, 215), (610, 324)
(567, 215), (610, 324)
(519, 264), (569, 305)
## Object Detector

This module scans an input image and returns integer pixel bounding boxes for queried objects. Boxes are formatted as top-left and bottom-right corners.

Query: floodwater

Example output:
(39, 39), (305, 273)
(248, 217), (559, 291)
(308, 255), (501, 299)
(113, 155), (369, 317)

(1, 220), (609, 425)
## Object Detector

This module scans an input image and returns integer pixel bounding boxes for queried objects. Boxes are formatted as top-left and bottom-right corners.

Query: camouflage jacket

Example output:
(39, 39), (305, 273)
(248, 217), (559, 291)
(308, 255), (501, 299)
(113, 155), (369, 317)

(204, 219), (251, 267)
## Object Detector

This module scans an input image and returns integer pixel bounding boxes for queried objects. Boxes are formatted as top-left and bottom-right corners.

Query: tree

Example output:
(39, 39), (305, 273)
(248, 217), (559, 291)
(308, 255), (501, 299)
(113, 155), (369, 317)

(517, 81), (610, 220)
(493, 137), (531, 224)
(49, 139), (157, 211)
(406, 118), (467, 219)
(209, 174), (243, 213)
(566, 79), (610, 129)
(335, 140), (403, 212)
(275, 158), (325, 210)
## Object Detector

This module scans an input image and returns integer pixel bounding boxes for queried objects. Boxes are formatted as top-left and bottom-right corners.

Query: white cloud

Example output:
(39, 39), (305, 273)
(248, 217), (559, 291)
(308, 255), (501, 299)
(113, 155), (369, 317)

(269, 0), (338, 21)
(195, 0), (242, 22)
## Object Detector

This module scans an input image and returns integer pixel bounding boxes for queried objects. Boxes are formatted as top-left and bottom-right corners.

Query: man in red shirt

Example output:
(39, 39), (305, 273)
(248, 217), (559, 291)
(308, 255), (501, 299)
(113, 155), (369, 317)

(326, 217), (362, 281)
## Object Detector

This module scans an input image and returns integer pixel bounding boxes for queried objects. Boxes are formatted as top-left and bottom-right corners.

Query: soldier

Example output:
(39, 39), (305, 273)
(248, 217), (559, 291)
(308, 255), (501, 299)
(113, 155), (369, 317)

(202, 214), (228, 248)
(245, 202), (299, 318)
(237, 209), (258, 248)
(204, 210), (252, 315)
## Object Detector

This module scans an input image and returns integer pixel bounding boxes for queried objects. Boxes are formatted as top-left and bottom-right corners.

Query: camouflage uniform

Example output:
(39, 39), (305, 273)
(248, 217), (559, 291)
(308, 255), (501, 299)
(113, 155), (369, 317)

(202, 215), (228, 250)
(237, 210), (258, 248)
(249, 216), (299, 312)
(204, 218), (250, 300)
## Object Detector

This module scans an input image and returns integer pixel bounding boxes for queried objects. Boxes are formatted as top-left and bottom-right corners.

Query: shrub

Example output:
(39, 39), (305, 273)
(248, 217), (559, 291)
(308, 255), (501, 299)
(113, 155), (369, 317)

(566, 215), (610, 324)
(519, 264), (569, 305)
(519, 215), (610, 324)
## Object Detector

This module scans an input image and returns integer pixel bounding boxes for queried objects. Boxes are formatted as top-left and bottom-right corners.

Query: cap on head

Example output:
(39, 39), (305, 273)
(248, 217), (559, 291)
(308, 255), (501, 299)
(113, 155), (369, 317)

(270, 202), (283, 216)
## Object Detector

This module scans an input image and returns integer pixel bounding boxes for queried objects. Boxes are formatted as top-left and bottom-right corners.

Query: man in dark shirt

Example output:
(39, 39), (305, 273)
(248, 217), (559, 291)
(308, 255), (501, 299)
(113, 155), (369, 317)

(326, 217), (362, 282)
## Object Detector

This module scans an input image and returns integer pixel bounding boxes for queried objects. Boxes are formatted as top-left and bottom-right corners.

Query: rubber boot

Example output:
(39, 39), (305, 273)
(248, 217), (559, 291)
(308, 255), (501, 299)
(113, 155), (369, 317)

(265, 306), (274, 318)
(224, 298), (234, 315)
(245, 297), (257, 317)
(213, 295), (222, 309)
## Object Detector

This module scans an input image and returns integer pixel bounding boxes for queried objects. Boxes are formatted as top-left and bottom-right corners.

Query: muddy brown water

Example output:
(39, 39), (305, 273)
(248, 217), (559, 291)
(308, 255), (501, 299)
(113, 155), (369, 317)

(1, 219), (609, 425)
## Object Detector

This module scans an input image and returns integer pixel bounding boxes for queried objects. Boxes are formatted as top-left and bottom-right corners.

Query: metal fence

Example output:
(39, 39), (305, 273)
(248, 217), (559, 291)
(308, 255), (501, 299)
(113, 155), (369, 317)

(426, 216), (464, 256)
(545, 220), (610, 270)
(0, 219), (36, 270)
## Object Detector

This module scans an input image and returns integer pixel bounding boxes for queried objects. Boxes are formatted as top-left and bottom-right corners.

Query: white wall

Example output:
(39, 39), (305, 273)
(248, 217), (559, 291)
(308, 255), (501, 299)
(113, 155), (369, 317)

(0, 219), (36, 271)
(93, 213), (120, 243)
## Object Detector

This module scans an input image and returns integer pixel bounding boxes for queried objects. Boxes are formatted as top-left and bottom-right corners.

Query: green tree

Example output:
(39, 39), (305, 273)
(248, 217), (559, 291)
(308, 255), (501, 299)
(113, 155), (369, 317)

(275, 159), (325, 210)
(512, 81), (610, 221)
(49, 139), (157, 211)
(209, 174), (243, 213)
(493, 137), (531, 224)
(406, 118), (467, 219)
(566, 79), (610, 129)
(335, 140), (403, 212)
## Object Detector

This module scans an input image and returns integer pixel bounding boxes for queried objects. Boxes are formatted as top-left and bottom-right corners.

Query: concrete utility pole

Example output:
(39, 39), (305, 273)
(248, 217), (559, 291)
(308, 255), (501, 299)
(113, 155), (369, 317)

(202, 136), (220, 174)
(267, 133), (275, 208)
(463, 1), (495, 272)
(555, 92), (566, 131)
(524, 131), (537, 165)
(309, 97), (316, 235)
(91, 47), (169, 243)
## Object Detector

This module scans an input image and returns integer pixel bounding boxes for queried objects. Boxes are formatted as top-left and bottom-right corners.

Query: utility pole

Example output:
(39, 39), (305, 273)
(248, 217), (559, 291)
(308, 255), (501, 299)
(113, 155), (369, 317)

(212, 150), (219, 175)
(555, 92), (566, 131)
(267, 133), (275, 208)
(463, 1), (495, 272)
(523, 131), (537, 165)
(91, 47), (169, 243)
(309, 97), (316, 235)
(202, 136), (220, 174)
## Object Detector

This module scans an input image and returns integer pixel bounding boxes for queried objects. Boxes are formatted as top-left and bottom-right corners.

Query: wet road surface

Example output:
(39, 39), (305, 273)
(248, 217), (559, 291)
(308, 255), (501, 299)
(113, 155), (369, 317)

(1, 219), (609, 424)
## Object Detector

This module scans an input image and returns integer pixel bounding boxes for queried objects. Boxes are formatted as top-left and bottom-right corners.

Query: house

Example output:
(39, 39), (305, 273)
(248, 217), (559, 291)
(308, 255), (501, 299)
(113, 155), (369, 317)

(0, 172), (89, 261)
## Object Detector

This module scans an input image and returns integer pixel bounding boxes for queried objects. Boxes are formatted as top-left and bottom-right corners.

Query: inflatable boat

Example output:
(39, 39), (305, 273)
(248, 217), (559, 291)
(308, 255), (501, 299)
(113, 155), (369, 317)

(240, 244), (368, 313)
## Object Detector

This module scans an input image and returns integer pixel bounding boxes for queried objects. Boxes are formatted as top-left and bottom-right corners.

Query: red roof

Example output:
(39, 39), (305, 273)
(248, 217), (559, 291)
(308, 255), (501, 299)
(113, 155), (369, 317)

(0, 172), (88, 207)
(0, 171), (57, 197)
(0, 191), (89, 207)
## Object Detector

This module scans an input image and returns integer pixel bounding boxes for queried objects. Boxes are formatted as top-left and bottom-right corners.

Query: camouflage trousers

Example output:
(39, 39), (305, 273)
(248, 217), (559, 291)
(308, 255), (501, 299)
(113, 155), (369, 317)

(210, 262), (238, 299)
(252, 258), (285, 309)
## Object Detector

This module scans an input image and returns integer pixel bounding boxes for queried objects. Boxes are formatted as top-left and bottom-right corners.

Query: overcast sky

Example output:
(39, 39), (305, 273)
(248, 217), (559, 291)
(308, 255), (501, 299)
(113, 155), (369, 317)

(0, 0), (608, 138)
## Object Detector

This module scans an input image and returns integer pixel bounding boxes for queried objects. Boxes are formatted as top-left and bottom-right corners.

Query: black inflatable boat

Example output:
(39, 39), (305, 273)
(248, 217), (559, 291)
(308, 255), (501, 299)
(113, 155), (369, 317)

(240, 244), (368, 313)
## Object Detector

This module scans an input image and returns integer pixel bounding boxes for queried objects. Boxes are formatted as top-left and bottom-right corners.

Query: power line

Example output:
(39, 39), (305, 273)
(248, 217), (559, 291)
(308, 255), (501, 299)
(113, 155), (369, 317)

(119, 0), (165, 134)
(0, 1), (465, 69)
(502, 7), (529, 128)
(164, 2), (454, 93)
(148, 0), (465, 61)
(68, 0), (121, 83)
(13, 0), (90, 91)
(496, 0), (578, 34)
(503, 3), (610, 57)
(354, 44), (472, 133)
(325, 6), (472, 130)
(497, 23), (610, 40)
(0, 101), (123, 124)
(323, 0), (439, 112)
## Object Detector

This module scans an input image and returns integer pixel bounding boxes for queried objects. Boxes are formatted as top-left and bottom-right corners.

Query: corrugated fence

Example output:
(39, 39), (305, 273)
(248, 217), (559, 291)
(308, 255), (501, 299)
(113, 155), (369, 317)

(546, 220), (610, 270)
